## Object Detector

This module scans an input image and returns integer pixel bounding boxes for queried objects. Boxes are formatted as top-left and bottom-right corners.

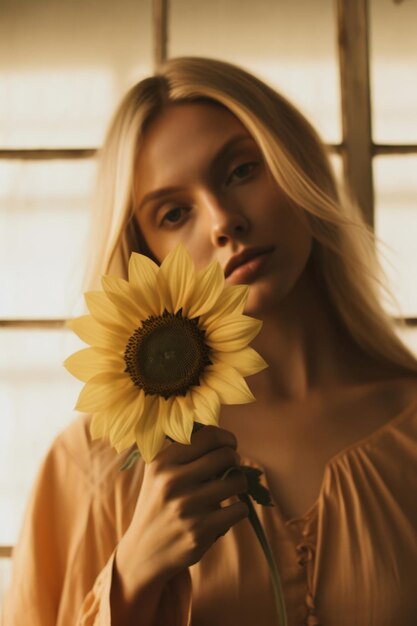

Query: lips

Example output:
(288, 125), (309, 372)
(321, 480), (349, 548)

(224, 246), (274, 279)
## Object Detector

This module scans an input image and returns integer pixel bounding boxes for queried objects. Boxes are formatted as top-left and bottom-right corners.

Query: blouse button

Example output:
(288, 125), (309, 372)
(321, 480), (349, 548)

(296, 543), (312, 566)
(305, 591), (320, 625)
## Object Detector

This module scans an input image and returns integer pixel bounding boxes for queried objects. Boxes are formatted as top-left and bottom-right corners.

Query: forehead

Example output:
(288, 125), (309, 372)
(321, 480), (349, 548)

(135, 102), (256, 190)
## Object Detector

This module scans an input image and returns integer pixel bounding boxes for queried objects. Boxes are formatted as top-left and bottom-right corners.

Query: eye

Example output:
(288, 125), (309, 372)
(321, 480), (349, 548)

(227, 162), (258, 184)
(161, 206), (188, 228)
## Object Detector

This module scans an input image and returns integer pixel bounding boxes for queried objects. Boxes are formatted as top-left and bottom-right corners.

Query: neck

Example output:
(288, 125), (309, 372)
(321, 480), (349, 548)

(247, 259), (389, 404)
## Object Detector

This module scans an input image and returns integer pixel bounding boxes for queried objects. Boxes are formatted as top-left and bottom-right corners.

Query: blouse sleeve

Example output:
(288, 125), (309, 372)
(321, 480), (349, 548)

(2, 418), (192, 626)
(78, 553), (192, 626)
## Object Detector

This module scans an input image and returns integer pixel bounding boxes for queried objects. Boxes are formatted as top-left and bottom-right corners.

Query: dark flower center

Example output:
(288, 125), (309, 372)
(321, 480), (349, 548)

(124, 309), (212, 399)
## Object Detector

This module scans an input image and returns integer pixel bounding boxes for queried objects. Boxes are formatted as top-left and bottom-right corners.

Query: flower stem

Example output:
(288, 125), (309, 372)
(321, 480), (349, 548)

(238, 492), (288, 626)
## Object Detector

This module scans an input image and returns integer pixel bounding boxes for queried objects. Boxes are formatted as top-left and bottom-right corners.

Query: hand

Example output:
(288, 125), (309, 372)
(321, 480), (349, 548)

(115, 425), (249, 592)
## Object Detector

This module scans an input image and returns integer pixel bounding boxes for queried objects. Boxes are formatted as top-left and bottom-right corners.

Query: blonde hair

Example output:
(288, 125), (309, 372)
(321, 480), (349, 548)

(85, 56), (417, 374)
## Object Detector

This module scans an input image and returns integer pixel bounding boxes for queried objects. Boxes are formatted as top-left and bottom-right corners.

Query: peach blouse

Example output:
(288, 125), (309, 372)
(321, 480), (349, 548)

(3, 400), (417, 626)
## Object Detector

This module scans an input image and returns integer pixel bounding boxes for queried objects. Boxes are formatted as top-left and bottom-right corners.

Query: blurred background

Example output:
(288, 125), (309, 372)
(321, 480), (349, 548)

(1, 0), (416, 604)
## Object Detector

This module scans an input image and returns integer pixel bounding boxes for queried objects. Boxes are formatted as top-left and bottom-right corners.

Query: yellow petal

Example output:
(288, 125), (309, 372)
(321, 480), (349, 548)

(90, 412), (108, 440)
(135, 395), (167, 463)
(64, 347), (125, 382)
(84, 291), (136, 330)
(162, 396), (194, 444)
(200, 284), (249, 329)
(190, 386), (220, 427)
(158, 244), (196, 315)
(203, 363), (255, 405)
(66, 316), (129, 352)
(90, 385), (138, 440)
(83, 371), (129, 384)
(128, 253), (162, 316)
(108, 390), (146, 450)
(101, 275), (149, 322)
(185, 259), (225, 318)
(206, 315), (263, 352)
(75, 374), (133, 412)
(211, 346), (268, 377)
(128, 252), (159, 286)
(114, 433), (137, 454)
(155, 271), (173, 314)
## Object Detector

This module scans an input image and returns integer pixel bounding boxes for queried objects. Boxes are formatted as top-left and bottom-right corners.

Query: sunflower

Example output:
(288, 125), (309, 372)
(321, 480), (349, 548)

(64, 243), (267, 463)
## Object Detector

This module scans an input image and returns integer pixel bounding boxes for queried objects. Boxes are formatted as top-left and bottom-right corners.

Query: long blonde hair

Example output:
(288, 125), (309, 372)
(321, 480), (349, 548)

(85, 56), (417, 374)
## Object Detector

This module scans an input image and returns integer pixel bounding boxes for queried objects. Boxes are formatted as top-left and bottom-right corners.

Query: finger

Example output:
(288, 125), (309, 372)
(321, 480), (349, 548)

(203, 499), (249, 543)
(184, 471), (248, 514)
(175, 445), (242, 488)
(161, 425), (237, 465)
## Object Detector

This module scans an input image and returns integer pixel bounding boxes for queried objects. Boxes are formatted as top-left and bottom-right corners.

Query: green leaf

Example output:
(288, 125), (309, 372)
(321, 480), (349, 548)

(240, 465), (274, 507)
(120, 449), (141, 471)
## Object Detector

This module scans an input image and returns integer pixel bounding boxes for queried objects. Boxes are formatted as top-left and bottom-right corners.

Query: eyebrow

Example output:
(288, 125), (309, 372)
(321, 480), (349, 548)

(137, 133), (255, 211)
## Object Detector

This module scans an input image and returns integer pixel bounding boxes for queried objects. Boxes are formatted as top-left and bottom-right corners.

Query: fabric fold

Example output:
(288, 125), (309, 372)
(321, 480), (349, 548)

(3, 398), (417, 626)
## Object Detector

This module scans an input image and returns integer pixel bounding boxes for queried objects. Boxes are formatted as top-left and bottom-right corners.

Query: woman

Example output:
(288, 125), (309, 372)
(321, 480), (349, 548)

(4, 57), (417, 626)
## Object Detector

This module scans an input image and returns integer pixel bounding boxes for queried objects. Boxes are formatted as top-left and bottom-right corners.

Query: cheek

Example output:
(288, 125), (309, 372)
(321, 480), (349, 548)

(294, 224), (313, 265)
(269, 200), (312, 254)
(283, 225), (312, 275)
(181, 241), (213, 272)
(266, 206), (313, 293)
(135, 216), (212, 271)
(133, 216), (166, 264)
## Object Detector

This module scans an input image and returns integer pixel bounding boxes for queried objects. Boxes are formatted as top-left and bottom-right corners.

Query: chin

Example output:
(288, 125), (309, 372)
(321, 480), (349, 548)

(244, 271), (299, 316)
(242, 281), (279, 316)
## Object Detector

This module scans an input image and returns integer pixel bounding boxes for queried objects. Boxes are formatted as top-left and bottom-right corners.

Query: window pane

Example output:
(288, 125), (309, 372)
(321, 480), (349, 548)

(370, 0), (417, 143)
(0, 0), (152, 147)
(329, 152), (343, 186)
(0, 558), (12, 612)
(0, 159), (94, 318)
(374, 155), (417, 317)
(0, 328), (84, 546)
(170, 0), (341, 143)
(396, 326), (417, 359)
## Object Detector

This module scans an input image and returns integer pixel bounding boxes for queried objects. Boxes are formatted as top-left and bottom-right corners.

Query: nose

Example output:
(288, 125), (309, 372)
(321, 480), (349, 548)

(202, 191), (249, 247)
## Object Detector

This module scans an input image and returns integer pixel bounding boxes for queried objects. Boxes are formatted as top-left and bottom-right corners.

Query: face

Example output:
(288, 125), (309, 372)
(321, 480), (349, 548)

(133, 102), (313, 315)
